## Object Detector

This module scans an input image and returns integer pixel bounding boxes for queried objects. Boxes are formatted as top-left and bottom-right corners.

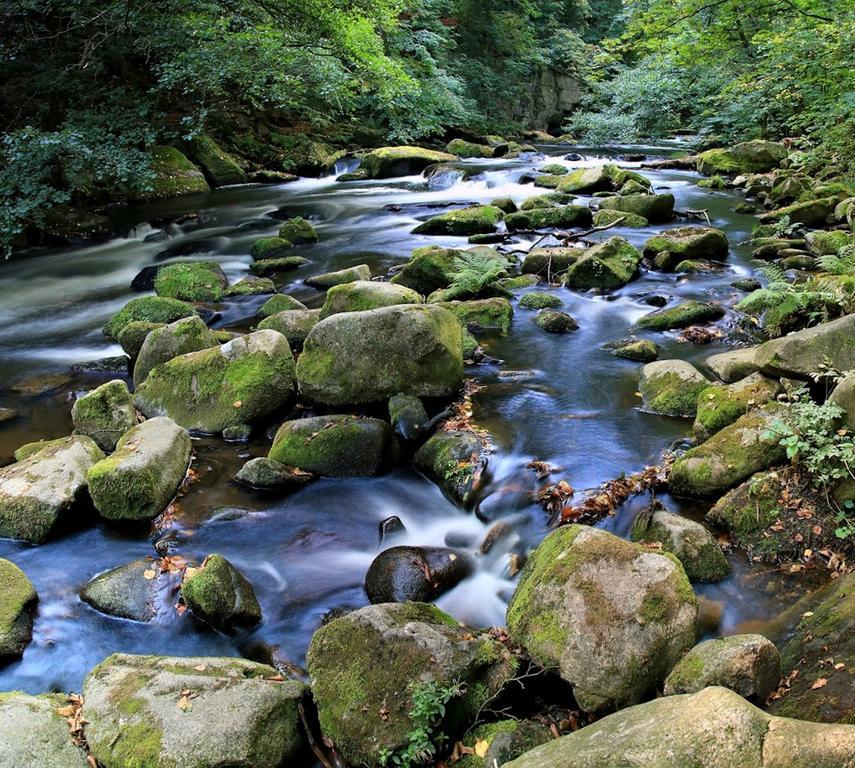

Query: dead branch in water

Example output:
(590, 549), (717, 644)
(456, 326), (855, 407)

(683, 208), (711, 225)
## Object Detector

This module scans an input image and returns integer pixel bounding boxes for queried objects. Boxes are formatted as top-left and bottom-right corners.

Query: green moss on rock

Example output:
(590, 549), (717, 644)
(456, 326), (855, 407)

(639, 360), (712, 418)
(413, 205), (504, 236)
(250, 237), (292, 260)
(636, 300), (725, 331)
(320, 280), (422, 319)
(693, 373), (781, 440)
(563, 236), (642, 290)
(71, 379), (137, 452)
(0, 558), (38, 659)
(505, 206), (592, 232)
(103, 296), (196, 340)
(598, 193), (675, 223)
(181, 554), (261, 630)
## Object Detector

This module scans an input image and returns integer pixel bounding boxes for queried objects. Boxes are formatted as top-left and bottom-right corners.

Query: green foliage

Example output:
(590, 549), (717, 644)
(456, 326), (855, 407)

(446, 251), (508, 300)
(817, 248), (855, 277)
(378, 680), (465, 767)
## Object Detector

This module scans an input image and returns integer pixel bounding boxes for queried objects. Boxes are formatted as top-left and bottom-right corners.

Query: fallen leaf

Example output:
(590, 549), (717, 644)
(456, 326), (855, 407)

(143, 569), (156, 580)
(177, 695), (192, 712)
(811, 678), (828, 690)
(474, 739), (490, 759)
(233, 400), (242, 408)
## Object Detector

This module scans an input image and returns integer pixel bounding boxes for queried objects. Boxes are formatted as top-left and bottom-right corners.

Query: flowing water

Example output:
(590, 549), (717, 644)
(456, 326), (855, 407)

(0, 142), (811, 695)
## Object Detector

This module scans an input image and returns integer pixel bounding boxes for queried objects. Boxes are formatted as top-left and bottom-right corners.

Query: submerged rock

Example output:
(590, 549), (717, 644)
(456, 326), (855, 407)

(71, 379), (138, 452)
(80, 558), (163, 622)
(0, 558), (38, 659)
(319, 280), (422, 319)
(133, 315), (219, 387)
(88, 417), (191, 521)
(415, 429), (488, 506)
(638, 359), (711, 417)
(364, 546), (475, 603)
(83, 653), (305, 768)
(181, 554), (261, 631)
(0, 436), (104, 544)
(506, 524), (697, 712)
(306, 602), (516, 766)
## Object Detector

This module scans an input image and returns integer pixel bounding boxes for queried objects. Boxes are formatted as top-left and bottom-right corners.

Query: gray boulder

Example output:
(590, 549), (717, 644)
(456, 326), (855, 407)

(705, 347), (760, 382)
(80, 558), (163, 622)
(755, 314), (855, 379)
(233, 457), (315, 490)
(305, 264), (371, 288)
(829, 371), (855, 431)
(257, 308), (321, 346)
(319, 280), (422, 319)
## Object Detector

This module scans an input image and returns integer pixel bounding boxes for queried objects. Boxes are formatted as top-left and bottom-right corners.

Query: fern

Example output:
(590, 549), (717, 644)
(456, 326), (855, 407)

(442, 251), (508, 301)
(817, 247), (855, 276)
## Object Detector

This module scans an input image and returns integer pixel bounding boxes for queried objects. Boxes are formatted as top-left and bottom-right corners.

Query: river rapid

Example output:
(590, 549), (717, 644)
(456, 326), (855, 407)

(0, 142), (810, 695)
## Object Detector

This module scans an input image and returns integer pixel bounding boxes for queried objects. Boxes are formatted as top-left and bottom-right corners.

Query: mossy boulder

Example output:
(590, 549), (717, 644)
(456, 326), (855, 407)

(250, 237), (292, 260)
(693, 373), (782, 440)
(770, 174), (812, 204)
(498, 274), (540, 290)
(117, 321), (165, 359)
(522, 247), (581, 276)
(598, 193), (675, 224)
(391, 246), (458, 293)
(636, 300), (725, 331)
(538, 163), (569, 176)
(257, 308), (321, 346)
(829, 371), (855, 431)
(769, 573), (854, 723)
(705, 470), (784, 555)
(705, 347), (761, 383)
(83, 653), (305, 768)
(133, 316), (219, 387)
(0, 436), (104, 544)
(504, 205), (592, 231)
(446, 138), (494, 158)
(305, 263), (371, 288)
(631, 502), (730, 582)
(503, 686), (855, 768)
(88, 417), (191, 521)
(755, 313), (855, 379)
(413, 205), (504, 236)
(519, 292), (562, 310)
(103, 296), (196, 340)
(234, 457), (315, 490)
(455, 720), (553, 768)
(669, 404), (789, 499)
(506, 524), (697, 713)
(489, 196), (517, 213)
(259, 294), (307, 316)
(435, 297), (513, 334)
(610, 338), (659, 362)
(181, 554), (261, 630)
(13, 437), (68, 462)
(81, 558), (166, 622)
(320, 280), (422, 319)
(557, 164), (643, 195)
(71, 379), (137, 452)
(361, 146), (456, 178)
(563, 236), (642, 290)
(805, 229), (853, 256)
(268, 415), (395, 476)
(306, 602), (517, 766)
(414, 429), (487, 506)
(188, 135), (246, 186)
(643, 227), (729, 271)
(132, 146), (209, 201)
(297, 305), (463, 405)
(249, 256), (309, 277)
(520, 192), (574, 210)
(134, 330), (296, 433)
(153, 261), (228, 302)
(759, 196), (838, 227)
(696, 140), (787, 176)
(664, 635), (780, 701)
(223, 276), (275, 297)
(638, 359), (711, 417)
(0, 559), (38, 659)
(389, 394), (429, 440)
(278, 216), (317, 244)
(536, 309), (578, 333)
(592, 208), (649, 227)
(0, 692), (90, 767)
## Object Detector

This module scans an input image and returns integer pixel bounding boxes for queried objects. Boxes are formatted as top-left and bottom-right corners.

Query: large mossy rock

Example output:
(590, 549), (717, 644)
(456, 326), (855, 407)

(80, 558), (162, 622)
(132, 146), (209, 201)
(0, 558), (38, 659)
(0, 436), (104, 544)
(135, 330), (296, 433)
(88, 417), (191, 521)
(306, 602), (517, 766)
(297, 305), (463, 405)
(153, 261), (228, 302)
(305, 264), (371, 288)
(103, 296), (196, 340)
(224, 276), (275, 297)
(759, 196), (838, 227)
(805, 229), (853, 256)
(664, 634), (780, 701)
(259, 294), (307, 316)
(361, 146), (456, 178)
(769, 573), (854, 723)
(557, 164), (649, 195)
(643, 227), (729, 271)
(598, 193), (675, 223)
(503, 686), (855, 768)
(278, 216), (317, 244)
(71, 379), (137, 452)
(693, 373), (781, 440)
(563, 236), (642, 290)
(250, 256), (309, 277)
(435, 297), (513, 334)
(83, 653), (305, 768)
(414, 429), (487, 506)
(521, 246), (581, 276)
(506, 524), (697, 713)
(257, 308), (321, 346)
(118, 321), (165, 360)
(412, 205), (504, 236)
(0, 692), (90, 767)
(188, 135), (246, 186)
(638, 359), (711, 417)
(636, 300), (725, 331)
(504, 205), (592, 231)
(669, 404), (788, 499)
(631, 503), (730, 582)
(320, 280), (422, 319)
(268, 415), (395, 476)
(754, 313), (855, 379)
(446, 138), (494, 158)
(696, 140), (788, 175)
(391, 246), (459, 293)
(133, 315), (219, 387)
(181, 554), (261, 631)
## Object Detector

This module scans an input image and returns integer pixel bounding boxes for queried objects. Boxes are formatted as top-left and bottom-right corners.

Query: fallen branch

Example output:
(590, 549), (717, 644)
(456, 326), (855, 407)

(683, 208), (711, 225)
(560, 217), (625, 244)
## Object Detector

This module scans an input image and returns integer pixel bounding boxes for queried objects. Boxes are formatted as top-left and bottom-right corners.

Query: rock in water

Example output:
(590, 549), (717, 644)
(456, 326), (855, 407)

(388, 393), (429, 440)
(502, 686), (855, 768)
(304, 264), (371, 288)
(364, 546), (475, 603)
(642, 227), (729, 271)
(87, 417), (191, 521)
(83, 654), (304, 768)
(638, 359), (712, 417)
(297, 305), (463, 405)
(0, 692), (90, 767)
(563, 236), (643, 290)
(505, 524), (697, 712)
(664, 635), (781, 701)
(103, 296), (196, 340)
(257, 308), (321, 346)
(0, 558), (38, 659)
(306, 602), (517, 766)
(181, 554), (261, 631)
(268, 415), (395, 476)
(233, 457), (315, 489)
(134, 330), (296, 433)
(80, 559), (163, 622)
(360, 146), (456, 178)
(0, 435), (105, 544)
(598, 193), (675, 223)
(693, 373), (781, 440)
(414, 429), (488, 506)
(71, 379), (137, 452)
(133, 316), (219, 386)
(319, 280), (422, 319)
(636, 300), (725, 331)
